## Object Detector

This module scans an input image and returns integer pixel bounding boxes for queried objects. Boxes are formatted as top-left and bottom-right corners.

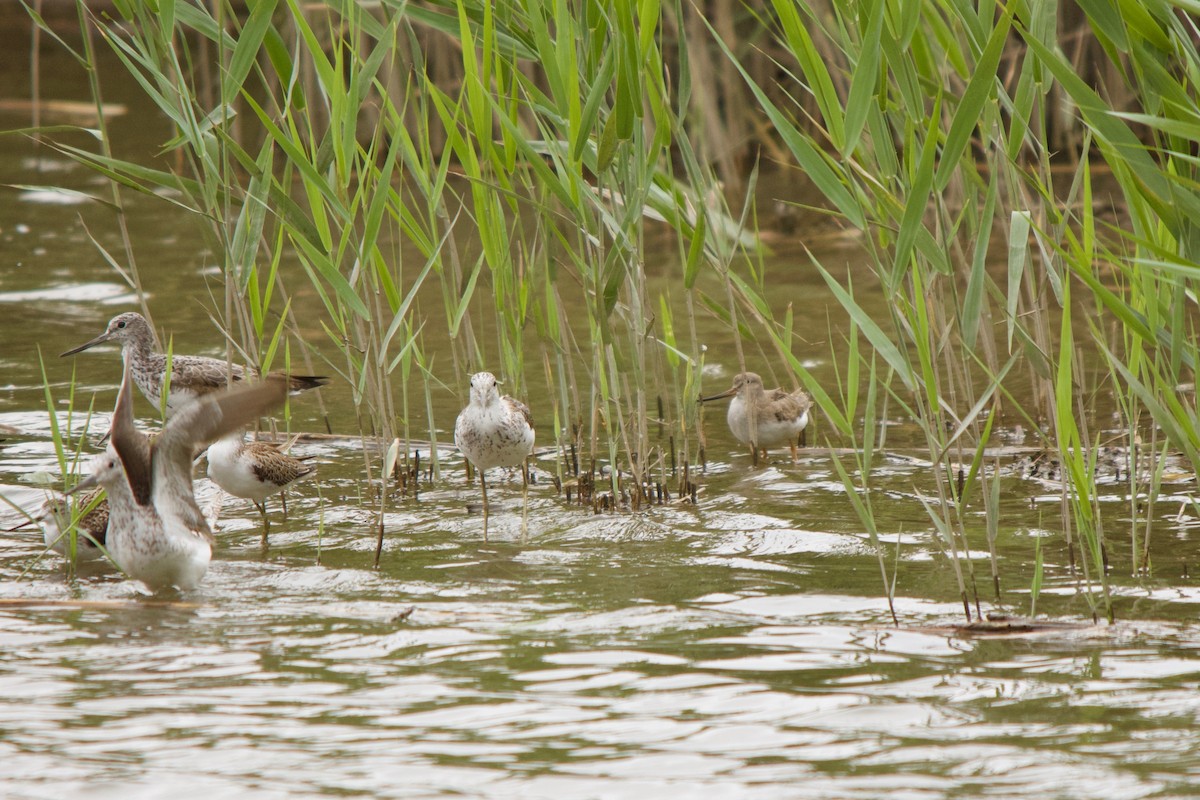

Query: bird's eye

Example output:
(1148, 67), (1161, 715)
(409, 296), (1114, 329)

(116, 321), (126, 329)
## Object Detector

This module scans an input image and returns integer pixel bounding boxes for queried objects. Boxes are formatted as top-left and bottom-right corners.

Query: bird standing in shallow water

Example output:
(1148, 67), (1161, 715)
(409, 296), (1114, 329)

(61, 312), (326, 415)
(701, 372), (811, 464)
(454, 372), (535, 532)
(207, 432), (316, 544)
(5, 489), (110, 562)
(41, 489), (109, 560)
(69, 360), (290, 592)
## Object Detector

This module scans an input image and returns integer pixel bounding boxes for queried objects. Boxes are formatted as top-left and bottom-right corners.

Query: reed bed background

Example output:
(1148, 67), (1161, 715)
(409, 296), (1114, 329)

(20, 0), (1200, 621)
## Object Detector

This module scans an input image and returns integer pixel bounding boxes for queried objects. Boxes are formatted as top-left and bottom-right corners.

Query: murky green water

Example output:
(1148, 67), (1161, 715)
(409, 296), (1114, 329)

(2, 13), (1200, 800)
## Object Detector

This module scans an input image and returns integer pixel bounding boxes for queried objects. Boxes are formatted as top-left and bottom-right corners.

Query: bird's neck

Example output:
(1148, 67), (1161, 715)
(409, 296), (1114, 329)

(121, 330), (159, 363)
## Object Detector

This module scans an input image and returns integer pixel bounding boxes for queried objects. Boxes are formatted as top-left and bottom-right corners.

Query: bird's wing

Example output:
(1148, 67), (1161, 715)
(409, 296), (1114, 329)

(170, 356), (245, 395)
(764, 387), (811, 423)
(110, 360), (154, 507)
(506, 396), (535, 430)
(162, 375), (289, 457)
(153, 375), (290, 532)
(246, 442), (316, 484)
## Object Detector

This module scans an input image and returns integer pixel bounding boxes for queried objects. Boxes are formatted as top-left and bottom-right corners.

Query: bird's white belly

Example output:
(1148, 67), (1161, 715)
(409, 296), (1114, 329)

(455, 408), (534, 471)
(207, 441), (273, 502)
(162, 386), (211, 417)
(42, 518), (105, 561)
(728, 401), (808, 448)
(108, 514), (211, 592)
(131, 373), (202, 417)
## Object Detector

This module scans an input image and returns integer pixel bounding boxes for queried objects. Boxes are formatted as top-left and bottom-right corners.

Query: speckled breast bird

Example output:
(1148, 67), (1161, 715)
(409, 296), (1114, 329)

(69, 360), (290, 592)
(5, 489), (110, 562)
(61, 312), (326, 415)
(453, 372), (535, 523)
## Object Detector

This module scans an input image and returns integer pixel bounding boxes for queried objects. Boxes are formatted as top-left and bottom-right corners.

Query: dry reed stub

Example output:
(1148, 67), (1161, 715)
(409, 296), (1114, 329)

(390, 449), (422, 498)
(678, 461), (698, 504)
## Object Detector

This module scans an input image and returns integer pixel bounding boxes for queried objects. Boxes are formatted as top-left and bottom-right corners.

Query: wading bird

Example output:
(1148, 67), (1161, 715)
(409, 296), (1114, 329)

(701, 372), (811, 464)
(62, 312), (325, 415)
(70, 361), (289, 592)
(454, 372), (535, 534)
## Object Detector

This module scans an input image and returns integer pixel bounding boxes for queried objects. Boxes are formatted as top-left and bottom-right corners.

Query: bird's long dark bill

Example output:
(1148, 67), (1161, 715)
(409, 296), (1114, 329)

(65, 473), (102, 495)
(699, 387), (737, 403)
(60, 332), (113, 357)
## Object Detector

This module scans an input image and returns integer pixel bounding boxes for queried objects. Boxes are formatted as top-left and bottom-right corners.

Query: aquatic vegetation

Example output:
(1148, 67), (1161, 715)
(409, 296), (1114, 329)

(708, 1), (1200, 621)
(15, 1), (1200, 621)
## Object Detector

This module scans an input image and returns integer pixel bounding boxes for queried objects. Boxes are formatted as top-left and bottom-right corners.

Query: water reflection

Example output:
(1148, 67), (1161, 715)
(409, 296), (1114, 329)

(4, 395), (1200, 796)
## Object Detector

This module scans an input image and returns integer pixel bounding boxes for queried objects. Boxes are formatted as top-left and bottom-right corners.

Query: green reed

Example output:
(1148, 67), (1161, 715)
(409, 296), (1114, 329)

(708, 0), (1200, 619)
(32, 0), (756, 533)
(14, 352), (109, 574)
(828, 347), (898, 626)
(29, 0), (1200, 617)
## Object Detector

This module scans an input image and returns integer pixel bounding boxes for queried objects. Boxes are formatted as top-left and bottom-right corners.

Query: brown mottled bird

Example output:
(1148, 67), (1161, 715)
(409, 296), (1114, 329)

(701, 372), (811, 463)
(5, 488), (110, 561)
(206, 432), (316, 541)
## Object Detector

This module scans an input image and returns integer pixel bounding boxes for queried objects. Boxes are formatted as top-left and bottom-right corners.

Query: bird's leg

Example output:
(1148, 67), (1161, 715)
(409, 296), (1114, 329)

(750, 446), (759, 466)
(208, 491), (225, 532)
(790, 442), (798, 463)
(520, 457), (530, 543)
(280, 490), (289, 521)
(256, 500), (270, 548)
(480, 470), (490, 542)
